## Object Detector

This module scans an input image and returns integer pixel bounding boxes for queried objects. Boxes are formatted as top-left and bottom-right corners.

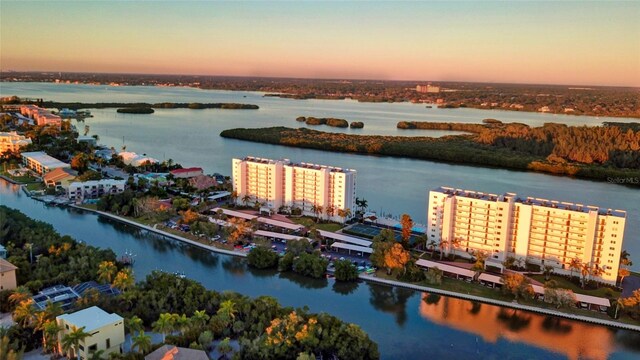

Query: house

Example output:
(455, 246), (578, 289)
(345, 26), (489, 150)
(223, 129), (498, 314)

(56, 306), (124, 360)
(145, 345), (209, 360)
(189, 174), (217, 190)
(170, 167), (204, 179)
(21, 151), (70, 175)
(118, 151), (159, 167)
(0, 258), (18, 291)
(43, 167), (78, 189)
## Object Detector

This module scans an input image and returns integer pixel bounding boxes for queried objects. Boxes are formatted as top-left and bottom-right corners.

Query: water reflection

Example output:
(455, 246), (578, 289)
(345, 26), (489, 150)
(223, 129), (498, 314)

(332, 281), (360, 296)
(369, 284), (416, 327)
(420, 293), (615, 360)
(278, 272), (328, 290)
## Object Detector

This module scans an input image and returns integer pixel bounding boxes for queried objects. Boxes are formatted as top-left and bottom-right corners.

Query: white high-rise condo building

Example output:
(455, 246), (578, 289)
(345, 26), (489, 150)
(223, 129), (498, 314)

(428, 186), (626, 284)
(232, 156), (356, 222)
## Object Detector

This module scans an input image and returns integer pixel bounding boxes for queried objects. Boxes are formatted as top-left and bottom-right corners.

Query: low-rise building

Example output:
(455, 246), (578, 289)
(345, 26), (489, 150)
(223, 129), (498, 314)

(118, 151), (159, 167)
(56, 306), (124, 360)
(67, 179), (127, 201)
(170, 167), (204, 179)
(77, 136), (97, 147)
(21, 151), (70, 175)
(43, 167), (78, 189)
(0, 131), (32, 155)
(0, 258), (18, 291)
(145, 345), (209, 360)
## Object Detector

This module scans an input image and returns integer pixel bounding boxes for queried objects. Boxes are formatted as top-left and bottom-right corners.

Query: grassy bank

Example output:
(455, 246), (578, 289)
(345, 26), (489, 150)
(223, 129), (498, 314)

(219, 127), (640, 185)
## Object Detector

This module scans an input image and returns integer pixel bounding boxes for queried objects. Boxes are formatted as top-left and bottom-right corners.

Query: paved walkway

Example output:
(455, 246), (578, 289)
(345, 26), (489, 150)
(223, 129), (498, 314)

(70, 205), (247, 259)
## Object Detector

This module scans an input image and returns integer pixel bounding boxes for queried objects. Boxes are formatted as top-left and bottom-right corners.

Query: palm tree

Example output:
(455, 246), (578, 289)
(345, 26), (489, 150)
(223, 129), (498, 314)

(438, 239), (449, 260)
(88, 350), (105, 360)
(126, 315), (144, 350)
(24, 242), (34, 264)
(619, 267), (631, 286)
(112, 268), (135, 292)
(311, 204), (323, 222)
(131, 330), (152, 354)
(241, 194), (252, 207)
(620, 250), (633, 266)
(43, 320), (62, 355)
(61, 326), (91, 360)
(174, 314), (189, 335)
(13, 299), (36, 327)
(569, 257), (581, 280)
(217, 300), (237, 325)
(8, 286), (31, 305)
(325, 204), (336, 220)
(97, 261), (117, 284)
(427, 239), (437, 257)
(217, 337), (233, 359)
(580, 262), (591, 288)
(543, 265), (554, 281)
(190, 310), (210, 331)
(360, 198), (368, 213)
(152, 313), (176, 342)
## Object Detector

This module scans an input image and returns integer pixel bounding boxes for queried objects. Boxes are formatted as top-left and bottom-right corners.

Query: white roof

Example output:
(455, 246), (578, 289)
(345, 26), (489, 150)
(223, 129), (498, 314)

(330, 242), (373, 254)
(531, 284), (610, 307)
(213, 208), (257, 220)
(318, 230), (372, 247)
(22, 151), (69, 169)
(69, 179), (126, 187)
(258, 217), (305, 231)
(416, 259), (475, 278)
(207, 191), (231, 201)
(57, 306), (123, 332)
(478, 273), (502, 284)
(255, 230), (308, 241)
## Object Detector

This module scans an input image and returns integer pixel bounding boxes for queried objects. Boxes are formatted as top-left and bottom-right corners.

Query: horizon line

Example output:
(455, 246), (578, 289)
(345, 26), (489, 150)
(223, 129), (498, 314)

(2, 69), (639, 90)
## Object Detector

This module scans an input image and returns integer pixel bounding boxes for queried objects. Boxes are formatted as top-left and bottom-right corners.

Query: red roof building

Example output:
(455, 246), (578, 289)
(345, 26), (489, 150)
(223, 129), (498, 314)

(170, 167), (204, 179)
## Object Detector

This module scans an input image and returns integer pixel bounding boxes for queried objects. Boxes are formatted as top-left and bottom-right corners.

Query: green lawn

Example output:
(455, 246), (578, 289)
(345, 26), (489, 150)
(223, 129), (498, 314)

(289, 216), (343, 232)
(529, 274), (619, 298)
(25, 183), (45, 191)
(2, 170), (39, 184)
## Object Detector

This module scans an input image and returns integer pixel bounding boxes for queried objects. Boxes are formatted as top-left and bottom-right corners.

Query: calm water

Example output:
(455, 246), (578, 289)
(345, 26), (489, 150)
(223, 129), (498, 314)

(2, 82), (638, 271)
(1, 181), (639, 360)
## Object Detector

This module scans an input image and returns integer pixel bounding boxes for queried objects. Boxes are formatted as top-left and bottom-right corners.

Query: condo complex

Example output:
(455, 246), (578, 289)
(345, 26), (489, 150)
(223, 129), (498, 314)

(427, 186), (626, 284)
(232, 156), (357, 222)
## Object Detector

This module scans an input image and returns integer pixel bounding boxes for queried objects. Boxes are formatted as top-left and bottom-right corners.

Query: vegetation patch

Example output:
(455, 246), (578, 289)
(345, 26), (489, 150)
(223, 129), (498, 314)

(220, 124), (640, 185)
(117, 107), (155, 114)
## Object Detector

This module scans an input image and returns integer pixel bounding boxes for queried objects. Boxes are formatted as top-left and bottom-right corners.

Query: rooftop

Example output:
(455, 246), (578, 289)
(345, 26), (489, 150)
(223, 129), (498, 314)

(32, 285), (80, 310)
(22, 151), (69, 169)
(238, 156), (355, 173)
(170, 167), (203, 174)
(0, 258), (18, 273)
(69, 179), (127, 187)
(433, 186), (626, 217)
(145, 345), (209, 360)
(57, 306), (123, 332)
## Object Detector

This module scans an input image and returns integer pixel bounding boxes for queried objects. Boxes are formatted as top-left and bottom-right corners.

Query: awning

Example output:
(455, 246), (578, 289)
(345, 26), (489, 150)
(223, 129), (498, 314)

(318, 230), (372, 247)
(255, 230), (309, 241)
(416, 259), (475, 278)
(330, 242), (373, 254)
(258, 217), (305, 231)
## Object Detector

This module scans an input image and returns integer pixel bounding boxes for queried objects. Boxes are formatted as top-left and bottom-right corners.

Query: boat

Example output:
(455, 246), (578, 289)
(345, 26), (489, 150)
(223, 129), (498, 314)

(119, 249), (136, 266)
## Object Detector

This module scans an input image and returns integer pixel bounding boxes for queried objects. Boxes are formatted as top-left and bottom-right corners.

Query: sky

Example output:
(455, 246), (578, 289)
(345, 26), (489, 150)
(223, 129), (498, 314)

(1, 1), (639, 87)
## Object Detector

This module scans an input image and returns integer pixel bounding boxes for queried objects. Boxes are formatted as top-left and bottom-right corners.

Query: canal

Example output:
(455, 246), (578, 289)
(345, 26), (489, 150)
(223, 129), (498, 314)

(2, 181), (639, 359)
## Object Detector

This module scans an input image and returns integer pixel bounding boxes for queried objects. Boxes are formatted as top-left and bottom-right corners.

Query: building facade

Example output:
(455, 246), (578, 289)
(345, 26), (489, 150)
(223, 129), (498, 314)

(67, 179), (127, 201)
(170, 167), (204, 179)
(21, 151), (70, 175)
(427, 187), (626, 284)
(416, 84), (441, 93)
(56, 306), (124, 360)
(0, 131), (32, 155)
(232, 156), (356, 222)
(20, 105), (62, 128)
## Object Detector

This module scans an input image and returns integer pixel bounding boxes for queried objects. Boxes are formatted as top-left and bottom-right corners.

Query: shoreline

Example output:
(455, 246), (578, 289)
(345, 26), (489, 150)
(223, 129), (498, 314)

(59, 202), (640, 332)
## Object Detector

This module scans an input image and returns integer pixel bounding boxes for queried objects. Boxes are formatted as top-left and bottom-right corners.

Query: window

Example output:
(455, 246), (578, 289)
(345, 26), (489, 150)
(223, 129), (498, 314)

(106, 338), (111, 348)
(88, 344), (97, 352)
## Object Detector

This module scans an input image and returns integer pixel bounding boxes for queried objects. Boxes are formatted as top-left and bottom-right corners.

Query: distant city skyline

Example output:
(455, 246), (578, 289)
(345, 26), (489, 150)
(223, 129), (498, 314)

(1, 1), (639, 87)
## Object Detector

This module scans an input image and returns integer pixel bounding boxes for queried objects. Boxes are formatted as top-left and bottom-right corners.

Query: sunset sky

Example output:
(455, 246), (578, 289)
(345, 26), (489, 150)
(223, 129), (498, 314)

(1, 1), (639, 86)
